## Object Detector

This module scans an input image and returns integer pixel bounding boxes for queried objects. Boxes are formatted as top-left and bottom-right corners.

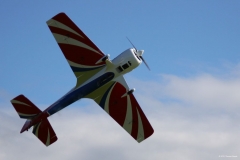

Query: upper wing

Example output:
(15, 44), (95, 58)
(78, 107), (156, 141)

(85, 76), (154, 142)
(47, 13), (106, 87)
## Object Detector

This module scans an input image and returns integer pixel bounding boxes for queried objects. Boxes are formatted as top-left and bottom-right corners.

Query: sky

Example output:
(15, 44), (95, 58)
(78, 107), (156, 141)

(1, 0), (240, 159)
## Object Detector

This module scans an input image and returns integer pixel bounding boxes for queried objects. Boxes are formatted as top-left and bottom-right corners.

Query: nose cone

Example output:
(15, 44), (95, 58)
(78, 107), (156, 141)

(137, 50), (144, 56)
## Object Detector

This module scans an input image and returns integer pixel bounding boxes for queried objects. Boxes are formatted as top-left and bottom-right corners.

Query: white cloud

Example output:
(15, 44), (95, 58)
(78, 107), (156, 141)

(1, 70), (240, 160)
(131, 73), (240, 112)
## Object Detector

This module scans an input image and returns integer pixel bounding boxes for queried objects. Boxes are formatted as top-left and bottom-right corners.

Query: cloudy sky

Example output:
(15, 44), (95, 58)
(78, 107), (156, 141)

(1, 1), (240, 159)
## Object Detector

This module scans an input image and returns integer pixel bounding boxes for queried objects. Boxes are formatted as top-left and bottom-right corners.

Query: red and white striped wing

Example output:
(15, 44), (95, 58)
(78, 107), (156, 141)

(47, 13), (106, 86)
(85, 76), (154, 142)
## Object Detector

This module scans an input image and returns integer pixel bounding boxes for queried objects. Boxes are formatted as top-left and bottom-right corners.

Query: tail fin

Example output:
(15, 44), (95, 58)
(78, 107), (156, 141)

(32, 119), (58, 146)
(11, 95), (58, 146)
(11, 95), (42, 119)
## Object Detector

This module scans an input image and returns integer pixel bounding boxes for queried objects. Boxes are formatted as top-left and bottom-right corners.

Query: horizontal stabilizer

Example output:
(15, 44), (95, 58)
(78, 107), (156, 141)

(11, 95), (42, 119)
(32, 119), (58, 146)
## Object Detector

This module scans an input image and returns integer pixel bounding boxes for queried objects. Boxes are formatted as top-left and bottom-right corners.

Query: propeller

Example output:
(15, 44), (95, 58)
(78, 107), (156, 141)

(139, 55), (150, 70)
(126, 37), (150, 71)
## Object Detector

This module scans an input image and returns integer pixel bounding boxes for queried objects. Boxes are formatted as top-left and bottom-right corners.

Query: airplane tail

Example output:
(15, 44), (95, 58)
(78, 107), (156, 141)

(32, 119), (58, 146)
(11, 95), (42, 119)
(11, 95), (58, 146)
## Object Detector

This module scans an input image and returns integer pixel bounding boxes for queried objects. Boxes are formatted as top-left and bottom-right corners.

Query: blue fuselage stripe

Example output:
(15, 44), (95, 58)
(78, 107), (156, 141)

(47, 72), (115, 115)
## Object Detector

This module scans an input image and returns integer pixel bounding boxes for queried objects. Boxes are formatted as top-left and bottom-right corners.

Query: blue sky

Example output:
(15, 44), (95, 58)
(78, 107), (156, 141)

(1, 1), (240, 159)
(1, 1), (240, 102)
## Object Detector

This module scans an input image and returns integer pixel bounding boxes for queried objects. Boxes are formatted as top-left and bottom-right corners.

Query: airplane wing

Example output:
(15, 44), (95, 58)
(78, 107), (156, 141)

(47, 13), (106, 87)
(85, 76), (154, 142)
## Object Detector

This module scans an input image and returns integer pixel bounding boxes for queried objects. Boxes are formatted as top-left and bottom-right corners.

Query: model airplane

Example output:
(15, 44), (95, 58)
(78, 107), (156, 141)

(10, 13), (154, 146)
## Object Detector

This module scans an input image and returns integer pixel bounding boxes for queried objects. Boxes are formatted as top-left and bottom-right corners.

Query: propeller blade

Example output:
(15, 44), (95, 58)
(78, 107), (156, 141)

(139, 56), (151, 71)
(126, 37), (137, 52)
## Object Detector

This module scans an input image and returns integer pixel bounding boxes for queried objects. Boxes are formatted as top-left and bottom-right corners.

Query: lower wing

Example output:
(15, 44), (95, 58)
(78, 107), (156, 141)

(85, 76), (154, 142)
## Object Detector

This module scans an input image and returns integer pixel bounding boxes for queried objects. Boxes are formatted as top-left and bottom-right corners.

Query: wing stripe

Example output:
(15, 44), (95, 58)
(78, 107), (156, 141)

(48, 26), (95, 51)
(67, 60), (104, 68)
(47, 19), (83, 38)
(103, 82), (116, 114)
(52, 33), (102, 55)
(71, 66), (103, 72)
(130, 100), (139, 139)
(49, 13), (104, 55)
(58, 43), (103, 66)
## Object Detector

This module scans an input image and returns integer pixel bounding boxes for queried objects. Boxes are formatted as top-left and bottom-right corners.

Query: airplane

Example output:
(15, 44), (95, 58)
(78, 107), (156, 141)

(10, 12), (154, 146)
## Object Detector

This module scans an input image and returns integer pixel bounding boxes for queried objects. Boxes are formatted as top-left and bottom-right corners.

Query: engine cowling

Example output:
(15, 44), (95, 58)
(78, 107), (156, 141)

(112, 48), (142, 74)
